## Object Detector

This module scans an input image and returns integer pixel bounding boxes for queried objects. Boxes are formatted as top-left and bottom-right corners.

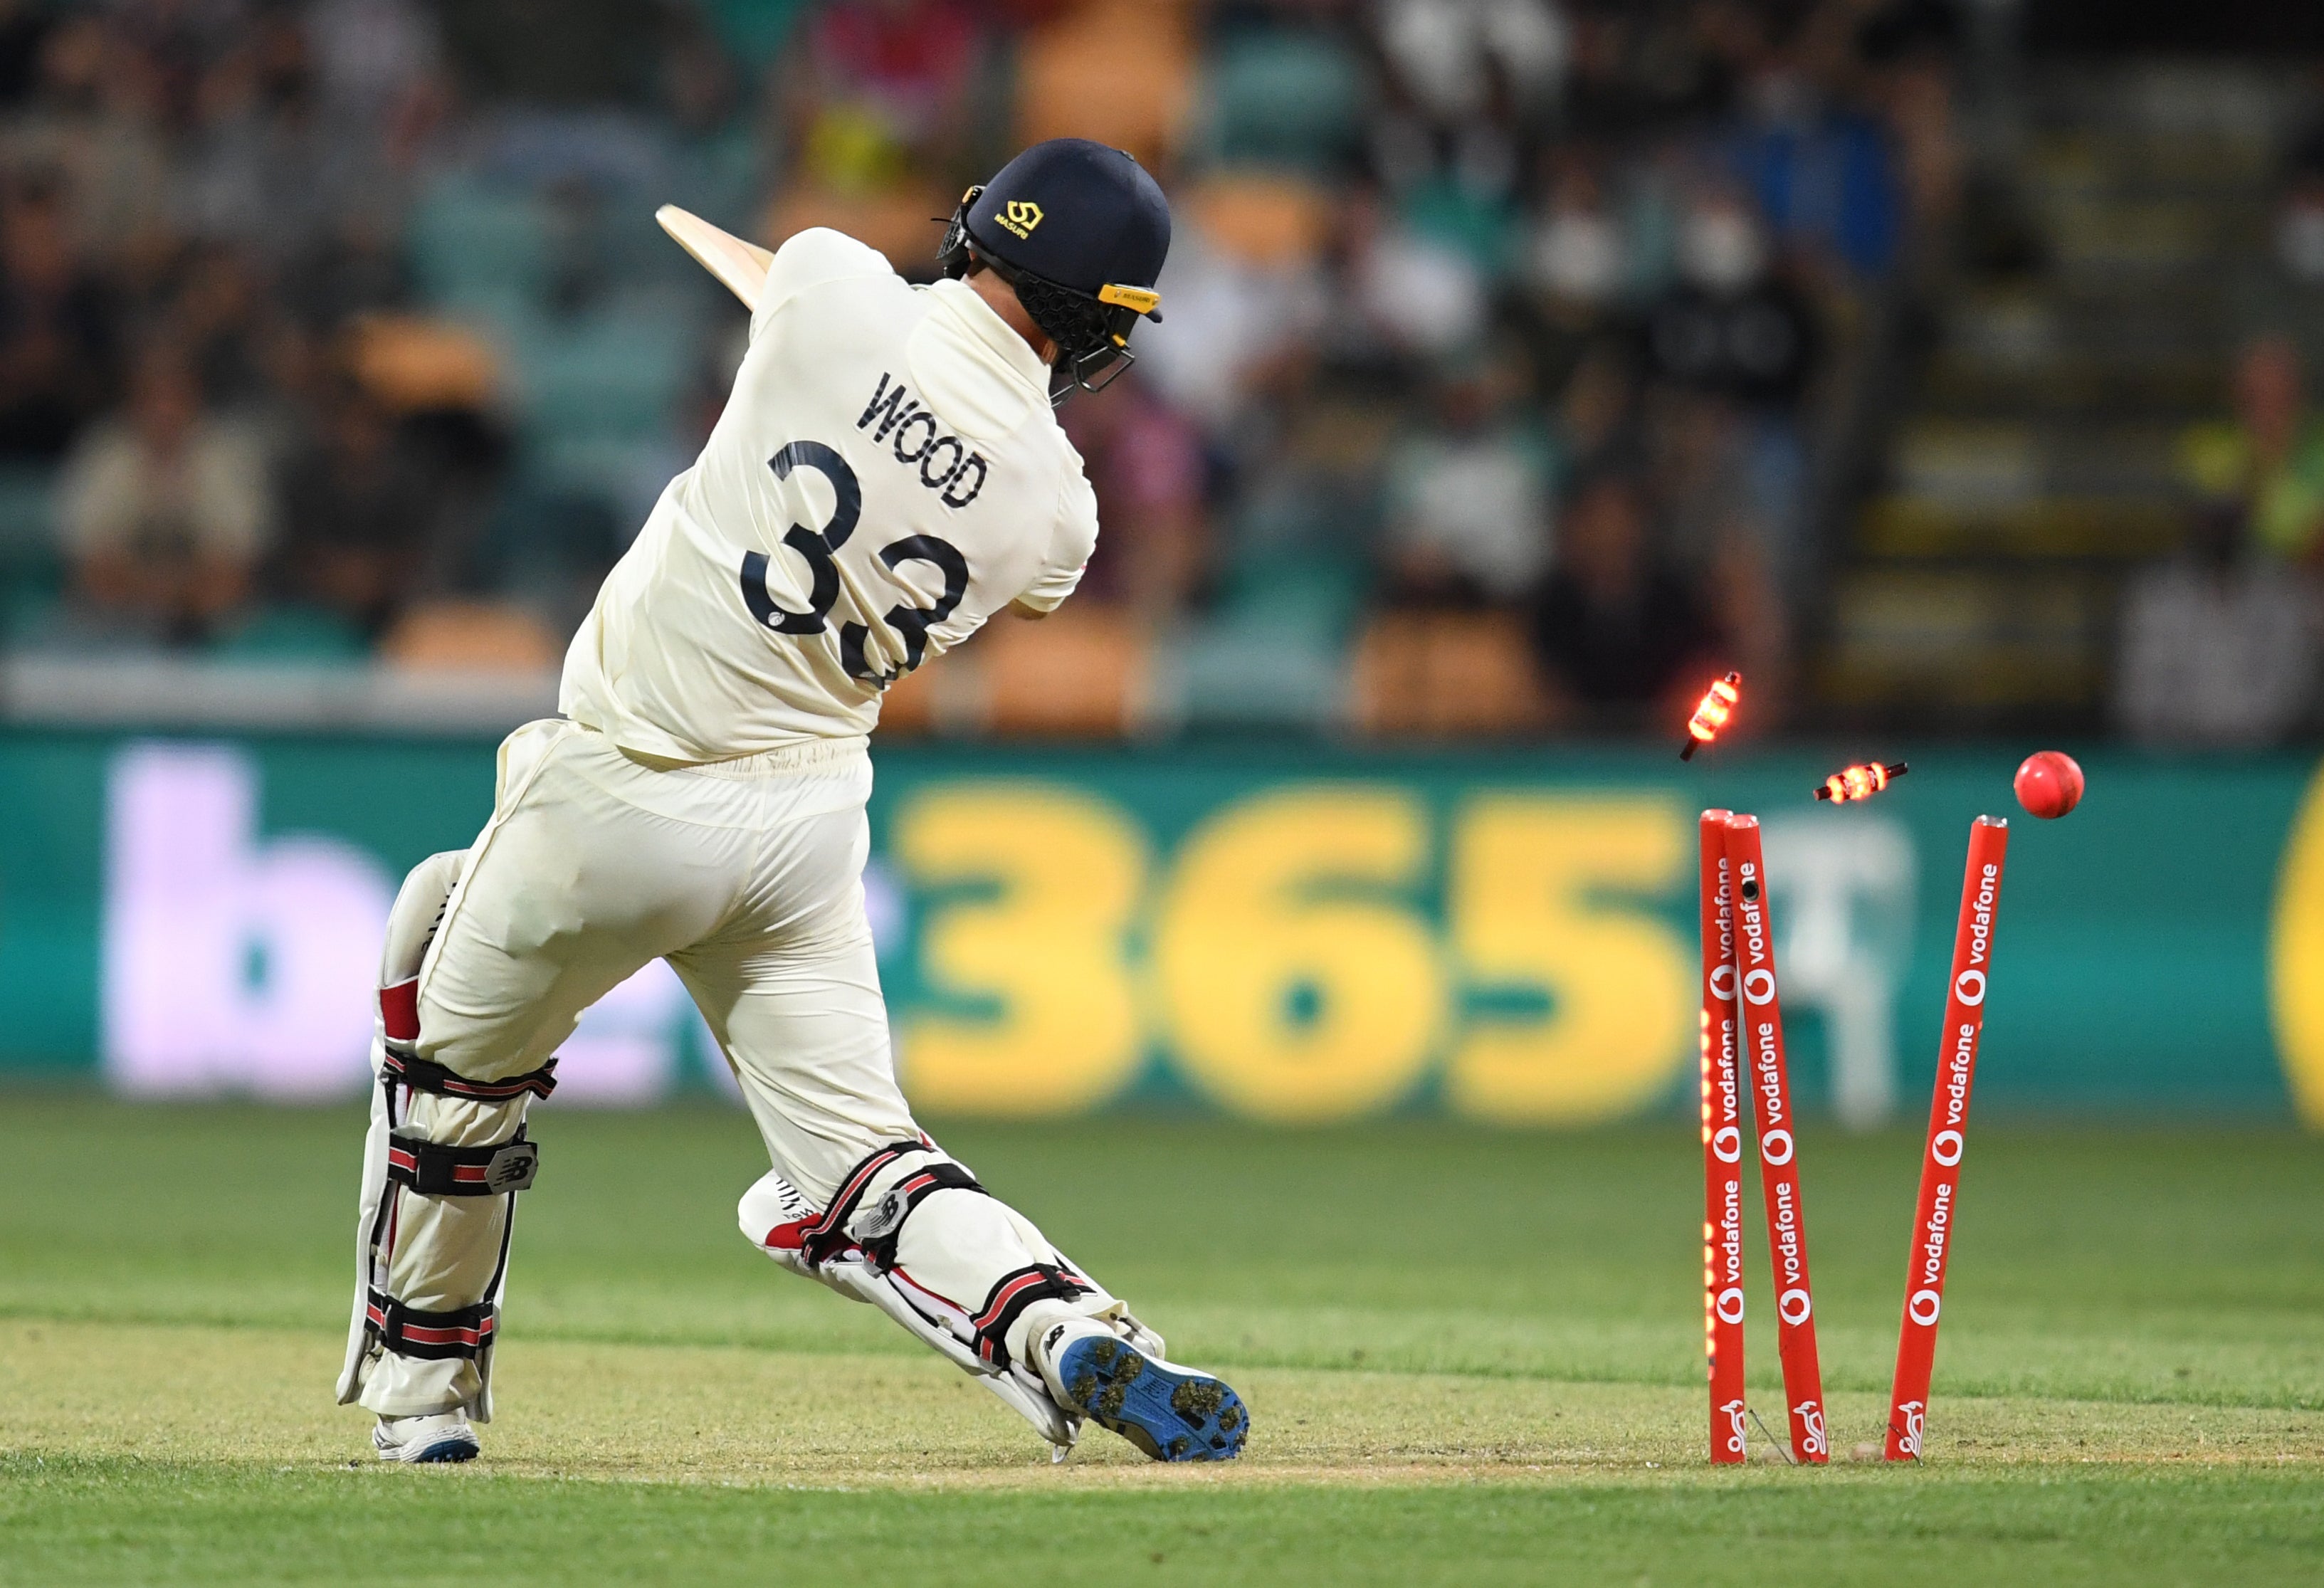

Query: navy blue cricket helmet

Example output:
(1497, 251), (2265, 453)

(937, 138), (1171, 401)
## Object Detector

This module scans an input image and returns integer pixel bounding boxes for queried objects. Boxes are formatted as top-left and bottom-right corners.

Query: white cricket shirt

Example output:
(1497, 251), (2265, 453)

(559, 228), (1099, 761)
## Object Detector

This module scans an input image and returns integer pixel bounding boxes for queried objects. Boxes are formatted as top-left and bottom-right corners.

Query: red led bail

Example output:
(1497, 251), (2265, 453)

(1814, 761), (1909, 803)
(1678, 672), (1742, 761)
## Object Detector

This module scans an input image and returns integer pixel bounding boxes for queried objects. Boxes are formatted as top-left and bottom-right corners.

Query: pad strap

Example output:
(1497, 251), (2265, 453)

(386, 1132), (540, 1197)
(857, 1161), (987, 1273)
(384, 1046), (559, 1102)
(799, 1139), (934, 1266)
(365, 1288), (497, 1361)
(971, 1263), (1093, 1370)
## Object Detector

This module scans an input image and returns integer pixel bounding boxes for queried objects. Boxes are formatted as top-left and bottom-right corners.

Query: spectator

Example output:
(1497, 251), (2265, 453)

(1641, 184), (1818, 591)
(2115, 505), (2318, 747)
(270, 379), (439, 638)
(2236, 116), (2324, 373)
(1715, 9), (1901, 283)
(1646, 185), (1818, 411)
(1137, 185), (1332, 431)
(1377, 0), (1567, 130)
(1379, 349), (1554, 609)
(0, 174), (115, 461)
(1856, 0), (1965, 267)
(793, 0), (983, 184)
(2276, 125), (2324, 289)
(169, 241), (286, 417)
(2179, 337), (2324, 563)
(1528, 453), (1723, 714)
(180, 12), (382, 266)
(307, 0), (444, 130)
(1524, 153), (1629, 329)
(57, 346), (273, 645)
(1, 14), (172, 270)
(764, 0), (988, 268)
(1345, 185), (1490, 359)
(1641, 383), (1794, 710)
(1058, 374), (1209, 620)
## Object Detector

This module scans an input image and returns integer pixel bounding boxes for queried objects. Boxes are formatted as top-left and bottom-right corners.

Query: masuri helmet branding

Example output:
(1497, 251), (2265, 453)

(994, 199), (1043, 240)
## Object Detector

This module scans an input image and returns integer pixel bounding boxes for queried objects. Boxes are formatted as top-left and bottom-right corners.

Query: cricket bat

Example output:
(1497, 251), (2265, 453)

(656, 204), (774, 312)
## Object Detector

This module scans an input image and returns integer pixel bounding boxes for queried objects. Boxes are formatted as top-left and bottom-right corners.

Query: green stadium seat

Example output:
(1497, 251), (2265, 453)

(211, 604), (371, 663)
(1167, 597), (1351, 731)
(1204, 31), (1369, 173)
(513, 303), (692, 441)
(0, 464), (61, 643)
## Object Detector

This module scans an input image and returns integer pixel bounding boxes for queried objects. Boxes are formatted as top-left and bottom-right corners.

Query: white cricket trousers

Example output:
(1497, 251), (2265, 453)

(340, 717), (1115, 1424)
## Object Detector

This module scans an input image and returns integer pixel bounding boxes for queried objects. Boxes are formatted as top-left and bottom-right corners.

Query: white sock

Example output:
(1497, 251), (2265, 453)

(1024, 1309), (1119, 1408)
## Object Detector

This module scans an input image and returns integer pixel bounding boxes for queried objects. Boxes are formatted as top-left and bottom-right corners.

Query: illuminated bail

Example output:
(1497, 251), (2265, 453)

(1678, 672), (1742, 762)
(1814, 761), (1910, 803)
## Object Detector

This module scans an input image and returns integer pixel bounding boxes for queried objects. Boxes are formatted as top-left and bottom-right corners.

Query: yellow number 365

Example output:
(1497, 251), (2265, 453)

(890, 783), (1694, 1125)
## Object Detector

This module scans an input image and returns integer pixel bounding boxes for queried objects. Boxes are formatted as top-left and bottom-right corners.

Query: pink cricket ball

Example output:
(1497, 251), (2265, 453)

(2014, 750), (2084, 820)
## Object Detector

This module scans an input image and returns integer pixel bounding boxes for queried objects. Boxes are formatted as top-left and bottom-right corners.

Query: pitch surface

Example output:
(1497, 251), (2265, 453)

(2, 1101), (2320, 1582)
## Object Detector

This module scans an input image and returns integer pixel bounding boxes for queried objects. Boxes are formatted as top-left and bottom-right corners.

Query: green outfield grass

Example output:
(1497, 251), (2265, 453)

(1, 1100), (2320, 1584)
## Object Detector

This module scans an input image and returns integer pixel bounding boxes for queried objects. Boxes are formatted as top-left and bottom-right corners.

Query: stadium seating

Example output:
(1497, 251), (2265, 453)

(381, 600), (560, 673)
(1352, 610), (1550, 737)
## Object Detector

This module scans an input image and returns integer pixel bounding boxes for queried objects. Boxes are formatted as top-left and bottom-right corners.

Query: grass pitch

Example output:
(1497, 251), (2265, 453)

(1, 1100), (2320, 1584)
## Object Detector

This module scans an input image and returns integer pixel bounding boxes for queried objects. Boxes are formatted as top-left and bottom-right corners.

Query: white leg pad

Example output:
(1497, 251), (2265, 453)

(340, 848), (540, 1424)
(737, 1155), (1167, 1452)
(354, 1090), (531, 1420)
(339, 851), (468, 1409)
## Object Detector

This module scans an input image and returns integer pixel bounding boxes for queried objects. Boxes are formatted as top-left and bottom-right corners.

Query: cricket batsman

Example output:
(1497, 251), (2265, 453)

(335, 140), (1248, 1466)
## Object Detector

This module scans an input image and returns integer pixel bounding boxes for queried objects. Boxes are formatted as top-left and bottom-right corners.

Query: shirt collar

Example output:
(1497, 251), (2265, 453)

(925, 277), (1051, 398)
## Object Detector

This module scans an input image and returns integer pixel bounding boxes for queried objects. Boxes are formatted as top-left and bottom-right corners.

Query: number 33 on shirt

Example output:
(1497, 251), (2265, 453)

(560, 226), (1099, 764)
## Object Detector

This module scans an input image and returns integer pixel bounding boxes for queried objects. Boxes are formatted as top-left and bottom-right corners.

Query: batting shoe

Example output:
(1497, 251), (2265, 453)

(1036, 1318), (1248, 1462)
(372, 1411), (480, 1464)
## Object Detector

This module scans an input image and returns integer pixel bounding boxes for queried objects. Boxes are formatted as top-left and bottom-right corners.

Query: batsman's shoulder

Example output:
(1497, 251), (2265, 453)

(755, 228), (903, 324)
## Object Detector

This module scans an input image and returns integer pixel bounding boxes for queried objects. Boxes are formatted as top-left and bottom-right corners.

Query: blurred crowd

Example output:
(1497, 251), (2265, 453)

(0, 0), (1975, 735)
(0, 0), (750, 672)
(11, 0), (2317, 747)
(2120, 107), (2324, 749)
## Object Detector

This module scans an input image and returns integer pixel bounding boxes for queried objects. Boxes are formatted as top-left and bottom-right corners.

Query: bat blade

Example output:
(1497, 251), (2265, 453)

(656, 204), (774, 312)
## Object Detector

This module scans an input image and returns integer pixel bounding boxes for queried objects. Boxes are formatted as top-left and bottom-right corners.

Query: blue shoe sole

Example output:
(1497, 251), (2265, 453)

(404, 1436), (479, 1464)
(1055, 1335), (1248, 1462)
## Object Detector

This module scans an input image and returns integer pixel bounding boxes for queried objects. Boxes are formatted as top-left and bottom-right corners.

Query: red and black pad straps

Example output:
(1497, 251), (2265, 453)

(971, 1264), (1093, 1371)
(799, 1140), (935, 1266)
(379, 978), (558, 1102)
(386, 1132), (540, 1197)
(364, 1288), (496, 1361)
(383, 1048), (559, 1103)
(857, 1161), (987, 1273)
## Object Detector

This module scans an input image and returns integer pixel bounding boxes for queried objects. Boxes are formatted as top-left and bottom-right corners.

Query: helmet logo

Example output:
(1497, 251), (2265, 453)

(994, 200), (1043, 240)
